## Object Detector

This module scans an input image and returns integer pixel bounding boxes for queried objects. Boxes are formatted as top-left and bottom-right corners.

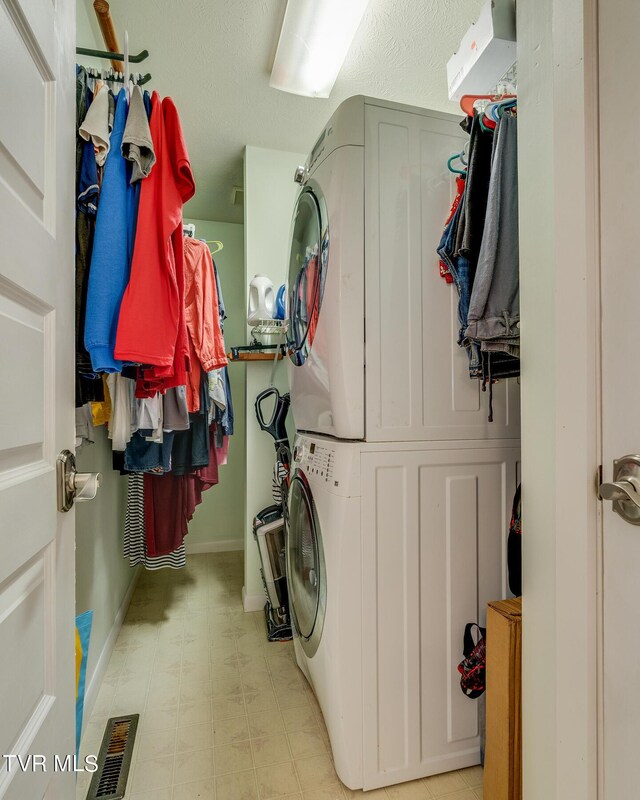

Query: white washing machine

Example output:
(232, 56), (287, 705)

(287, 432), (520, 791)
(286, 95), (520, 442)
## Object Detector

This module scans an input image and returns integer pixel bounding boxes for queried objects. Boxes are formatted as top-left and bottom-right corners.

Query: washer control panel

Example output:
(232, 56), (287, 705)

(292, 435), (360, 497)
(293, 440), (336, 485)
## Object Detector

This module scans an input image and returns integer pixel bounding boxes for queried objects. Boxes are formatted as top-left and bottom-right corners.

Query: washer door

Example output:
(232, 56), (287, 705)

(286, 470), (326, 657)
(286, 180), (329, 367)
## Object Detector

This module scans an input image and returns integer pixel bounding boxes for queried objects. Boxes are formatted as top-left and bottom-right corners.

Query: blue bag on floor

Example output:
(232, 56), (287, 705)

(75, 610), (93, 758)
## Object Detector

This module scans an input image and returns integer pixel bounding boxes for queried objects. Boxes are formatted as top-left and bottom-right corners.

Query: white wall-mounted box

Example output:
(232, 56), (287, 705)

(447, 0), (516, 100)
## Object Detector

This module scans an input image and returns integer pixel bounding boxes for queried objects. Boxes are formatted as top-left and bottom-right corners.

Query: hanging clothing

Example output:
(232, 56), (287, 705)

(75, 68), (100, 401)
(144, 472), (189, 556)
(123, 474), (186, 570)
(78, 137), (100, 215)
(439, 174), (465, 284)
(121, 84), (156, 182)
(215, 367), (234, 436)
(163, 386), (190, 431)
(84, 89), (136, 373)
(75, 404), (95, 449)
(78, 84), (111, 166)
(207, 369), (226, 424)
(124, 430), (175, 473)
(106, 373), (136, 451)
(75, 211), (96, 378)
(213, 259), (226, 325)
(183, 237), (228, 411)
(143, 425), (220, 557)
(197, 427), (220, 489)
(171, 373), (211, 475)
(437, 199), (482, 378)
(465, 113), (520, 356)
(73, 69), (232, 569)
(456, 112), (495, 267)
(114, 93), (195, 387)
(76, 369), (104, 408)
(90, 375), (112, 426)
(216, 434), (230, 466)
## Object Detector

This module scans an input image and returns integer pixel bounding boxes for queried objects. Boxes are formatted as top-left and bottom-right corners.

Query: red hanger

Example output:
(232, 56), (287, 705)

(459, 93), (517, 117)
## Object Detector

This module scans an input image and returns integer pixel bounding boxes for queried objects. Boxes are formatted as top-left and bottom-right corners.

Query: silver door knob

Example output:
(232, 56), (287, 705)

(57, 450), (102, 512)
(599, 454), (640, 525)
(294, 165), (306, 184)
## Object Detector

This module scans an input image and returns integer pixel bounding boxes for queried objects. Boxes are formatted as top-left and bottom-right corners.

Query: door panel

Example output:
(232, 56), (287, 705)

(287, 470), (326, 658)
(599, 1), (640, 796)
(360, 447), (519, 789)
(286, 145), (365, 439)
(287, 184), (327, 366)
(364, 106), (521, 442)
(0, 0), (75, 796)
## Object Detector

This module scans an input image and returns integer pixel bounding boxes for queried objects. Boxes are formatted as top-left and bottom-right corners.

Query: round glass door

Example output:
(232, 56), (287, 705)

(287, 182), (329, 366)
(286, 471), (326, 656)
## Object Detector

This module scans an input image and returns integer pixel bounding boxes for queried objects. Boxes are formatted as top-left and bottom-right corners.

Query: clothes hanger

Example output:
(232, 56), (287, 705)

(206, 240), (224, 255)
(447, 152), (467, 175)
(479, 110), (497, 133)
(460, 140), (470, 166)
(484, 101), (503, 122)
(459, 93), (517, 117)
(496, 98), (517, 118)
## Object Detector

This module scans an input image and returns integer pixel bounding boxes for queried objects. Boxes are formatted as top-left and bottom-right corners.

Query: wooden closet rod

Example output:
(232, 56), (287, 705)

(93, 0), (123, 73)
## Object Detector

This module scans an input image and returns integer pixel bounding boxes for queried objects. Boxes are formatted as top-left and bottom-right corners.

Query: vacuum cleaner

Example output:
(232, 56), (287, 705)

(253, 386), (292, 641)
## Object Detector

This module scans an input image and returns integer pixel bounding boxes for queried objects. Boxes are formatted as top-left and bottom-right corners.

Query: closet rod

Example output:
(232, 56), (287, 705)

(76, 46), (150, 63)
(93, 0), (122, 72)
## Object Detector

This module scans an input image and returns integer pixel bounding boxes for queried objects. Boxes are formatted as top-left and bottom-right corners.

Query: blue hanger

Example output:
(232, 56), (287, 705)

(494, 98), (517, 120)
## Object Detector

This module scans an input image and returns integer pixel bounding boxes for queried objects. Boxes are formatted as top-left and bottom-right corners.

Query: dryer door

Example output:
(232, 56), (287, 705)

(287, 181), (328, 367)
(286, 470), (326, 657)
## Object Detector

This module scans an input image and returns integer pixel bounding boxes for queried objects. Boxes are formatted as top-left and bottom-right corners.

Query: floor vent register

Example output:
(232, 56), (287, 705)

(85, 714), (139, 800)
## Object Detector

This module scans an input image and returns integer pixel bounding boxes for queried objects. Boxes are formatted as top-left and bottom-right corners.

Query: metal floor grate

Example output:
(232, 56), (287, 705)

(85, 714), (139, 800)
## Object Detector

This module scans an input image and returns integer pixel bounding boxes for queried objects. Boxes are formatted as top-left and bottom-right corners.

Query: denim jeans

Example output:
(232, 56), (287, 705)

(124, 430), (175, 473)
(436, 203), (482, 378)
(172, 373), (211, 476)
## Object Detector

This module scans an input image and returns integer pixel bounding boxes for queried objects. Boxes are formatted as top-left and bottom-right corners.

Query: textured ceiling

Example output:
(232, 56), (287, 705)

(77, 0), (485, 223)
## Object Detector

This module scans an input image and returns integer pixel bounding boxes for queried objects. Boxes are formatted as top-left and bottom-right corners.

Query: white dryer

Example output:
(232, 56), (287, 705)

(286, 95), (520, 442)
(286, 432), (520, 791)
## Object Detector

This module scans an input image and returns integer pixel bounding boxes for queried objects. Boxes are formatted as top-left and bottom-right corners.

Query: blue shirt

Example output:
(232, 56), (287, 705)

(85, 89), (135, 373)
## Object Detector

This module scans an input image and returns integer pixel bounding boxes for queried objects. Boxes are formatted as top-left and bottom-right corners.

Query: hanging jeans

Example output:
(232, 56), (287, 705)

(436, 201), (482, 378)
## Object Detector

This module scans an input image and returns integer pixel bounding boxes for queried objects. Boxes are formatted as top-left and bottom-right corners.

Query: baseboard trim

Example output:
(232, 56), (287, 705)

(185, 539), (244, 554)
(242, 585), (266, 613)
(83, 568), (141, 728)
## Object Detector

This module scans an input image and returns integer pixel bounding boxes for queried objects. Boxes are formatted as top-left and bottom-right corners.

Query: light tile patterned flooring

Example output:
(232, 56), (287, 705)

(77, 553), (484, 799)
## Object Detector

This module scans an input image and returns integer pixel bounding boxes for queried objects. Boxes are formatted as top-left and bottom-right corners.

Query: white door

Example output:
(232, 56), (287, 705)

(598, 0), (640, 795)
(0, 0), (76, 797)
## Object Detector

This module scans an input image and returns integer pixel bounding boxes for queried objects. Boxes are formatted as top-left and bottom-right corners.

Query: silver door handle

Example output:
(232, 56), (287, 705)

(57, 450), (102, 512)
(599, 480), (640, 508)
(599, 455), (640, 525)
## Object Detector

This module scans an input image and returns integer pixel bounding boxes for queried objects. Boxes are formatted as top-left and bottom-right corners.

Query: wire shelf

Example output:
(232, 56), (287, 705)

(251, 319), (288, 336)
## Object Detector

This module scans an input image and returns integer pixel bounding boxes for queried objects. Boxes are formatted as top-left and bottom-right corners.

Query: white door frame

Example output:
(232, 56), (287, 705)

(518, 0), (601, 798)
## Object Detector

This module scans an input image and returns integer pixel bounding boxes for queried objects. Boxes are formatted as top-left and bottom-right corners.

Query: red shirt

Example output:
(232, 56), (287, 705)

(114, 94), (195, 385)
(183, 238), (228, 411)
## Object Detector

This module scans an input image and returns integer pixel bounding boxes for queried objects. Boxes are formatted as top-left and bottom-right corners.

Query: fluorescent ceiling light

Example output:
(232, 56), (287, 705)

(270, 0), (372, 98)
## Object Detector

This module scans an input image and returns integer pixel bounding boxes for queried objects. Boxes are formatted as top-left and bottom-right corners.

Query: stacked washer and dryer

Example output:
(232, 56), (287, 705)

(284, 96), (520, 791)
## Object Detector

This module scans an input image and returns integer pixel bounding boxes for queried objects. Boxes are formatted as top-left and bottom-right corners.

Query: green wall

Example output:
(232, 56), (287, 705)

(76, 427), (134, 695)
(242, 147), (306, 607)
(183, 218), (246, 547)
